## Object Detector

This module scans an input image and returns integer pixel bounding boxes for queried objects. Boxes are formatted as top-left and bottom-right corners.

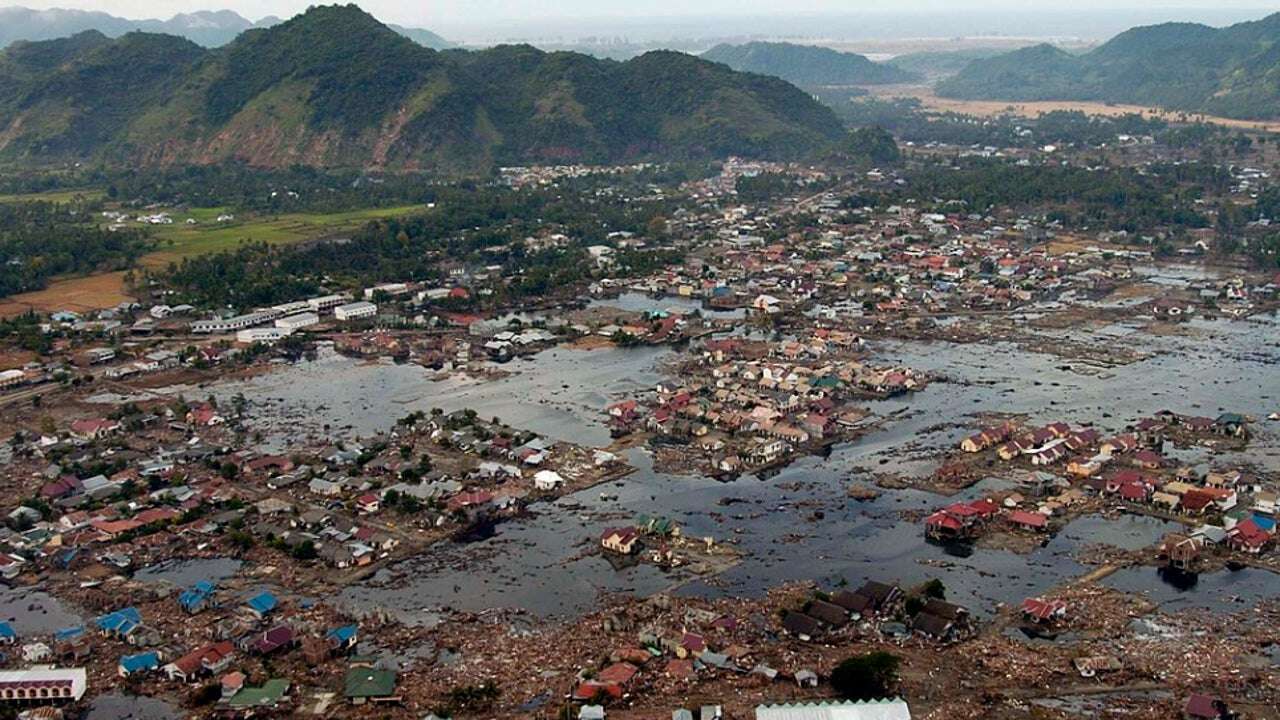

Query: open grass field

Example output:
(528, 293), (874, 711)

(0, 188), (105, 204)
(0, 203), (428, 316)
(866, 85), (1280, 133)
(141, 204), (429, 267)
(0, 270), (133, 318)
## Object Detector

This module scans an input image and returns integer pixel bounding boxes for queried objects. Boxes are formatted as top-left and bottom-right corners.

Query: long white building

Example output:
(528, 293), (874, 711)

(0, 667), (88, 702)
(275, 312), (320, 331)
(191, 310), (279, 335)
(334, 301), (377, 322)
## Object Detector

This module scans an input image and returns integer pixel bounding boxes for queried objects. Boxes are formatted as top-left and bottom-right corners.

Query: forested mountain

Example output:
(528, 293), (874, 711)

(885, 49), (1008, 80)
(702, 42), (918, 86)
(0, 5), (846, 172)
(937, 13), (1280, 120)
(0, 6), (453, 49)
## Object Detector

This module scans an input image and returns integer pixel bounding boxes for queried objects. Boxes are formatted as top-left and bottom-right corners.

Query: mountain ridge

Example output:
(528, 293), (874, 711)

(0, 5), (847, 172)
(937, 12), (1280, 120)
(0, 5), (453, 49)
(702, 41), (918, 86)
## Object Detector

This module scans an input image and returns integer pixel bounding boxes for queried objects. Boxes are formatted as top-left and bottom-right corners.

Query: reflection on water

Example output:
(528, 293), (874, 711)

(1104, 565), (1280, 611)
(0, 587), (83, 635)
(1156, 566), (1199, 591)
(84, 694), (184, 720)
(214, 344), (670, 451)
(135, 558), (243, 587)
(204, 308), (1280, 620)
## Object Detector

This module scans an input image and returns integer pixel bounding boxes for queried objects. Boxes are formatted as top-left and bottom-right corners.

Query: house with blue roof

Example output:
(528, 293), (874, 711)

(95, 607), (142, 639)
(118, 650), (161, 677)
(1252, 514), (1277, 533)
(180, 580), (217, 614)
(326, 624), (358, 652)
(0, 622), (15, 644)
(54, 626), (84, 643)
(244, 591), (278, 618)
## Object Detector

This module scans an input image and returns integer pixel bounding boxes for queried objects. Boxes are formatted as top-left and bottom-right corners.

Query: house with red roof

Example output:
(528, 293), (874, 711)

(925, 511), (966, 541)
(70, 418), (120, 441)
(133, 508), (181, 525)
(601, 527), (640, 555)
(1227, 521), (1270, 554)
(1132, 450), (1163, 469)
(355, 494), (380, 514)
(1119, 481), (1152, 503)
(91, 518), (143, 540)
(446, 491), (494, 513)
(1021, 597), (1067, 623)
(164, 641), (235, 682)
(1008, 510), (1048, 532)
(1179, 489), (1217, 515)
(185, 405), (224, 427)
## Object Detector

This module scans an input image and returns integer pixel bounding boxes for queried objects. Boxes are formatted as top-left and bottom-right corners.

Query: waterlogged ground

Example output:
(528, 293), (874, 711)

(211, 303), (1280, 622)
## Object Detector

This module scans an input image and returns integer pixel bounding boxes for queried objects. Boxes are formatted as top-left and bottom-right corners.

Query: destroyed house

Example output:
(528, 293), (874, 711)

(831, 590), (873, 616)
(921, 599), (969, 624)
(782, 611), (823, 640)
(1021, 598), (1067, 623)
(806, 599), (849, 628)
(853, 581), (902, 613)
(911, 611), (955, 640)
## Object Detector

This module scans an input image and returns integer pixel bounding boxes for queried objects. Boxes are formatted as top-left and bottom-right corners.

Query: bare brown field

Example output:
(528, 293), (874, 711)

(867, 85), (1280, 133)
(0, 271), (134, 318)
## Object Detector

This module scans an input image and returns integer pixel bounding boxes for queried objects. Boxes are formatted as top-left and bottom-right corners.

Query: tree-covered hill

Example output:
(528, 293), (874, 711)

(702, 42), (919, 86)
(937, 12), (1280, 120)
(0, 5), (847, 172)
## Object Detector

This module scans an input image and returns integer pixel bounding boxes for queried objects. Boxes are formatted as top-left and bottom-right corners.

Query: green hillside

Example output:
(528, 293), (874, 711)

(0, 5), (846, 172)
(702, 42), (919, 87)
(937, 12), (1280, 120)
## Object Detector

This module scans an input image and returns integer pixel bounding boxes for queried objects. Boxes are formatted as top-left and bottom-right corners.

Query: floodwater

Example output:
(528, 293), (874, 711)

(212, 305), (1280, 621)
(84, 694), (184, 720)
(0, 587), (84, 635)
(1104, 565), (1280, 612)
(213, 344), (669, 451)
(135, 558), (243, 587)
(588, 291), (748, 319)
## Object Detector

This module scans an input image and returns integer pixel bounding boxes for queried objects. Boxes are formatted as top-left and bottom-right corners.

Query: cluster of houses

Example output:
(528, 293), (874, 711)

(189, 292), (376, 340)
(781, 581), (973, 645)
(606, 336), (921, 475)
(0, 586), (397, 713)
(937, 412), (1275, 557)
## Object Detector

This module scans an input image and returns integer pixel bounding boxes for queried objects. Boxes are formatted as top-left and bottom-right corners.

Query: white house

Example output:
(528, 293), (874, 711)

(533, 470), (565, 491)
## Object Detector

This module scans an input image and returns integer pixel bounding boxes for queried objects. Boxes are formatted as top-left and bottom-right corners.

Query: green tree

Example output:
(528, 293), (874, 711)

(830, 652), (901, 701)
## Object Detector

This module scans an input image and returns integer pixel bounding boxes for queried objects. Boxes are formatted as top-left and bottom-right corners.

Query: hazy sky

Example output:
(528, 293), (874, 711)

(16, 1), (1279, 42)
(20, 0), (1280, 25)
